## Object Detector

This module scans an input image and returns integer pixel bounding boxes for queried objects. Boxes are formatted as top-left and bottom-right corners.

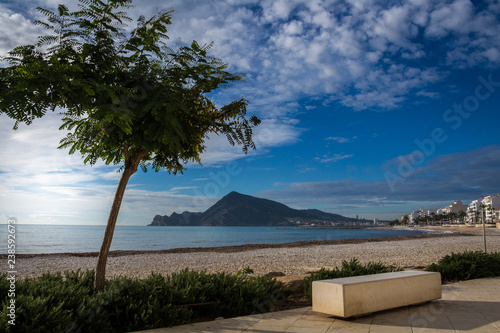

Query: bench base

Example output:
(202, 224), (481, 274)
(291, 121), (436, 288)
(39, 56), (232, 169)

(312, 270), (441, 318)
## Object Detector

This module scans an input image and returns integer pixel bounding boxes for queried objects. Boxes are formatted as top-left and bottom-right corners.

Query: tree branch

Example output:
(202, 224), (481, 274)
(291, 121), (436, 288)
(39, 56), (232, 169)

(123, 144), (131, 168)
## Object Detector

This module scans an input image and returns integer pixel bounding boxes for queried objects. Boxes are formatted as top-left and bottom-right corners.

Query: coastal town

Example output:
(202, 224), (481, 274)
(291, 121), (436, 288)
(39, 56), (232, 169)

(400, 193), (500, 225)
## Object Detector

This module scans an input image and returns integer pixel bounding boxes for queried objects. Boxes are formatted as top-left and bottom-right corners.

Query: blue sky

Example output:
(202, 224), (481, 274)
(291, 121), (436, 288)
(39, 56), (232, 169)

(1, 0), (500, 225)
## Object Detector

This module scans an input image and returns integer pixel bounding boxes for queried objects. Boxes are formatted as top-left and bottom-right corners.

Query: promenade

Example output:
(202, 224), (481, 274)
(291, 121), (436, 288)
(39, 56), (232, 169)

(138, 277), (500, 333)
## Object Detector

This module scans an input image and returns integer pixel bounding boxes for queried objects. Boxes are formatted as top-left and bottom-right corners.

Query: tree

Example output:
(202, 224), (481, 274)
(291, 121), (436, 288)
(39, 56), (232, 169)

(429, 212), (436, 225)
(390, 219), (400, 226)
(457, 210), (467, 224)
(0, 0), (260, 291)
(414, 216), (424, 225)
(486, 204), (495, 224)
(474, 210), (480, 224)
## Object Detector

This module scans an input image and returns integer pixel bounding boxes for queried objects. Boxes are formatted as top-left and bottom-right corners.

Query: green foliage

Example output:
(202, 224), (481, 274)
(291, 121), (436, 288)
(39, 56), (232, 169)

(0, 270), (95, 332)
(303, 258), (402, 300)
(236, 266), (254, 277)
(426, 251), (500, 282)
(0, 0), (261, 293)
(0, 269), (286, 332)
(0, 0), (260, 172)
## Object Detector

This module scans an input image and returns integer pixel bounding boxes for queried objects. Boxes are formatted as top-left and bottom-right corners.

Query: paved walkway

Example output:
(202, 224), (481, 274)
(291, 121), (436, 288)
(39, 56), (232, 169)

(137, 277), (500, 332)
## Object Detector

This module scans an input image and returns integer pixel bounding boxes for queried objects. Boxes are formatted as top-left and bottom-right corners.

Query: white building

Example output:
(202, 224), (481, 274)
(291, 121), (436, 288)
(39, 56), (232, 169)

(447, 200), (467, 214)
(410, 201), (468, 224)
(407, 195), (499, 225)
(437, 208), (447, 215)
(436, 201), (467, 222)
(408, 208), (438, 224)
(409, 210), (422, 224)
(467, 199), (481, 223)
(422, 208), (438, 218)
(481, 194), (500, 223)
(466, 194), (500, 224)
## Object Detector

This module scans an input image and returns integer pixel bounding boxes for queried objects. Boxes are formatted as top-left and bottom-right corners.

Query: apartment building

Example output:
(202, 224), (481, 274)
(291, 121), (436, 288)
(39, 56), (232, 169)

(466, 199), (481, 223)
(464, 195), (500, 223)
(438, 200), (467, 215)
(404, 194), (499, 225)
(481, 194), (500, 223)
(408, 208), (438, 224)
(408, 211), (421, 224)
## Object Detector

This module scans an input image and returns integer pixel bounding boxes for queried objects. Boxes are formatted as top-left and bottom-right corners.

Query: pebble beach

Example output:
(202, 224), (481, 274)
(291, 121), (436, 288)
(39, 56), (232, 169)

(7, 226), (500, 280)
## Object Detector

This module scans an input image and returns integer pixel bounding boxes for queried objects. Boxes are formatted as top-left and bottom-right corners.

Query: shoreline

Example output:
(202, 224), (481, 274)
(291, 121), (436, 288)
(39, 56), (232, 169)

(5, 229), (463, 258)
(5, 227), (499, 280)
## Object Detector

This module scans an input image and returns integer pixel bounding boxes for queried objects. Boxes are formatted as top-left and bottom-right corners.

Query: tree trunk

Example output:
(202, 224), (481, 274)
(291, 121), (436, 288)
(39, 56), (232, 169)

(94, 150), (144, 292)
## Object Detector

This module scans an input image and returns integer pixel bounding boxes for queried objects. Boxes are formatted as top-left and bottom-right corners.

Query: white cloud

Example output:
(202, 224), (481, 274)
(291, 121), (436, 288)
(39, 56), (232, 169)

(0, 11), (42, 64)
(146, 0), (451, 111)
(316, 153), (353, 163)
(260, 0), (304, 22)
(282, 20), (304, 35)
(262, 145), (500, 218)
(337, 65), (441, 110)
(2, 0), (500, 224)
(196, 117), (301, 166)
(119, 188), (218, 221)
(416, 90), (440, 99)
(192, 178), (210, 181)
(253, 117), (302, 148)
(5, 0), (500, 114)
(0, 114), (127, 224)
(326, 136), (357, 143)
(425, 0), (473, 38)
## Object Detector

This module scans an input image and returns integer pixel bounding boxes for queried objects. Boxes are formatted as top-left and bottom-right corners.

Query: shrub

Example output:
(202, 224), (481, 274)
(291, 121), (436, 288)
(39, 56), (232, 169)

(303, 258), (402, 300)
(426, 251), (500, 282)
(0, 269), (288, 333)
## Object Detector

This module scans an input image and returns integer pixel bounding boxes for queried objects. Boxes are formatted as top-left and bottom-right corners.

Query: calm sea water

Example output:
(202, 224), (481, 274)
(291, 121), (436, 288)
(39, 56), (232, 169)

(0, 224), (433, 254)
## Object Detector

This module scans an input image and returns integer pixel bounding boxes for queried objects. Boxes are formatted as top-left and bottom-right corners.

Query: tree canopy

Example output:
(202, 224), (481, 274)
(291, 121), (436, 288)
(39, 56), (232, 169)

(0, 0), (261, 291)
(1, 0), (260, 172)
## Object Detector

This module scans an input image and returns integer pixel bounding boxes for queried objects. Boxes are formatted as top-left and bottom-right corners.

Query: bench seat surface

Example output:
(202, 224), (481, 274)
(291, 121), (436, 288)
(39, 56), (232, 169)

(312, 270), (442, 318)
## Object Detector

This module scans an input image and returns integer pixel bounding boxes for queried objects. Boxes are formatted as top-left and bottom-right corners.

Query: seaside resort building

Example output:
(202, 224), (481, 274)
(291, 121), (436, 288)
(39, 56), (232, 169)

(467, 199), (482, 223)
(465, 195), (500, 224)
(438, 200), (468, 215)
(404, 196), (500, 225)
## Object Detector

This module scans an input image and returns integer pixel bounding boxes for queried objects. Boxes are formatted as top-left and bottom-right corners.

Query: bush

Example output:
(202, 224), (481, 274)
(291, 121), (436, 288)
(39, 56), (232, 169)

(426, 251), (500, 282)
(303, 258), (401, 300)
(0, 269), (288, 333)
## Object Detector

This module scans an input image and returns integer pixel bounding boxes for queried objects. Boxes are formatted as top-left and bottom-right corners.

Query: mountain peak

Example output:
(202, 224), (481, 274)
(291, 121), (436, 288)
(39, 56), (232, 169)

(224, 191), (244, 198)
(149, 192), (356, 226)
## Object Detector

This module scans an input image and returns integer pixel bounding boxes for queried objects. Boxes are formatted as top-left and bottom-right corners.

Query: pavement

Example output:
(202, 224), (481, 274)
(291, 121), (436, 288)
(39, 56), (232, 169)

(136, 277), (500, 333)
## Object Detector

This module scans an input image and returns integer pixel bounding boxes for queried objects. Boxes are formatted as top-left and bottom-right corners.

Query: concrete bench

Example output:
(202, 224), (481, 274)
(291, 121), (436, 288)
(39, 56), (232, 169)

(312, 270), (441, 318)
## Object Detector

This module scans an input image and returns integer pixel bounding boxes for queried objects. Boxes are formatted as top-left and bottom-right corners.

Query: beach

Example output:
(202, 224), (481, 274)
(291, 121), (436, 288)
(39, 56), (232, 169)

(7, 226), (500, 280)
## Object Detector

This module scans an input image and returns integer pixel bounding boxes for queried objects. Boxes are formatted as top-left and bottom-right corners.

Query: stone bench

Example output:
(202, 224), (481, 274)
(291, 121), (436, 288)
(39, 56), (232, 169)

(312, 270), (441, 318)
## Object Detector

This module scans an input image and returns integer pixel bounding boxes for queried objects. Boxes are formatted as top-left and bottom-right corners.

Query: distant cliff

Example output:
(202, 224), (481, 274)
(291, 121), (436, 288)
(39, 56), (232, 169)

(149, 191), (357, 226)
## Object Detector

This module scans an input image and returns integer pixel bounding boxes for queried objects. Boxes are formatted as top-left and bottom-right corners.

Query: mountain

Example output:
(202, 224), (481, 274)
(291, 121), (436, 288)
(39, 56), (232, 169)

(148, 191), (358, 226)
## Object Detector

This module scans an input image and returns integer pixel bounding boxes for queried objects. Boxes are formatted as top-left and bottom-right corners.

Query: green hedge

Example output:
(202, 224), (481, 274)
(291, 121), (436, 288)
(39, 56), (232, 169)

(426, 251), (500, 282)
(303, 258), (401, 300)
(0, 269), (288, 333)
(6, 251), (499, 332)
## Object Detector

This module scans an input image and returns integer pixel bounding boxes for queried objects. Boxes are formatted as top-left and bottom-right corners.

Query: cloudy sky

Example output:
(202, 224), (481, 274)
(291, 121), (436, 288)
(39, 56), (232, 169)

(1, 0), (500, 225)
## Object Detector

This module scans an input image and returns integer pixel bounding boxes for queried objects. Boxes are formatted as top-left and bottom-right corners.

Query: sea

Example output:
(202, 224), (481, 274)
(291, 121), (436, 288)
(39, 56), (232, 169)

(0, 224), (436, 255)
